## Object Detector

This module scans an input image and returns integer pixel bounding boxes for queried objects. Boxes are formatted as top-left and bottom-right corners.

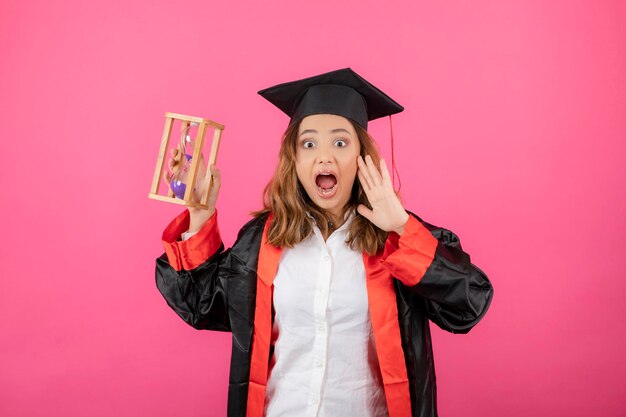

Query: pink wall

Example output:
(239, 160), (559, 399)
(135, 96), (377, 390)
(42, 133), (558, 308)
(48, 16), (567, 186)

(1, 0), (624, 416)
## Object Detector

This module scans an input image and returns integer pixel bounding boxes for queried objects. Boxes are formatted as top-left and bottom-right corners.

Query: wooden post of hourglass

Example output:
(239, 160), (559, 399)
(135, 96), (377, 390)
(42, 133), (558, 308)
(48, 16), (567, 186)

(148, 112), (225, 210)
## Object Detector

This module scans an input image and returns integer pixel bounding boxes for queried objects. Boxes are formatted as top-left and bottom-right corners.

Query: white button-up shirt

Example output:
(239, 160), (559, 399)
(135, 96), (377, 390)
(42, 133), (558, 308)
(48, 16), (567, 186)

(264, 211), (388, 417)
(181, 212), (389, 417)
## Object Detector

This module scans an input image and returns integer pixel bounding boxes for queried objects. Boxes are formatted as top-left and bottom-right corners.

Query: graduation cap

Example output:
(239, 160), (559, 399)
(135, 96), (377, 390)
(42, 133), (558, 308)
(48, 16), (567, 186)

(257, 67), (404, 130)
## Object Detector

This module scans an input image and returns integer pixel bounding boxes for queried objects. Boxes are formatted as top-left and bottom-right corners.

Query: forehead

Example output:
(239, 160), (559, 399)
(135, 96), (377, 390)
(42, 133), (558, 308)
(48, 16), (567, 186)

(298, 114), (355, 134)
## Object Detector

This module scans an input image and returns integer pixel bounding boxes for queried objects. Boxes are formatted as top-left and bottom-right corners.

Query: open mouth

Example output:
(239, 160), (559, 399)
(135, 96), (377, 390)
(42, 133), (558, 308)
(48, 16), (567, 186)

(315, 172), (338, 198)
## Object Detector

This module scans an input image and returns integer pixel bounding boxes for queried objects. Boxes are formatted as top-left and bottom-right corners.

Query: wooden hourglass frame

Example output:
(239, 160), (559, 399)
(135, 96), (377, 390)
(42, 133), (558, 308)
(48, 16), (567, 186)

(148, 112), (224, 209)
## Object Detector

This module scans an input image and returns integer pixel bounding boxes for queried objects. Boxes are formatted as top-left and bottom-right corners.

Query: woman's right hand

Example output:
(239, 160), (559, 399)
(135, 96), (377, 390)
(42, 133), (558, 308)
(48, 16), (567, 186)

(162, 148), (221, 232)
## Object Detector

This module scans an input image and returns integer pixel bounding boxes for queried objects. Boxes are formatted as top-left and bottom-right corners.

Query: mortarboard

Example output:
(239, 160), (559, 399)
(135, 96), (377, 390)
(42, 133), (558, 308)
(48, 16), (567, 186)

(257, 68), (404, 131)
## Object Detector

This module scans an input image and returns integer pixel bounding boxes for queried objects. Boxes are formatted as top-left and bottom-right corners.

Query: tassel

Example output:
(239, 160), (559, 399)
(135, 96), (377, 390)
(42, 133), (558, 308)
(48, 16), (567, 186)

(389, 115), (401, 193)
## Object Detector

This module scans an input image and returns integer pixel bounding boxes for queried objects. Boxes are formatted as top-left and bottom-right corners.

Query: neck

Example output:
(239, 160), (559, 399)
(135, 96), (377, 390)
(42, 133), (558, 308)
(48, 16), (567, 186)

(326, 209), (344, 227)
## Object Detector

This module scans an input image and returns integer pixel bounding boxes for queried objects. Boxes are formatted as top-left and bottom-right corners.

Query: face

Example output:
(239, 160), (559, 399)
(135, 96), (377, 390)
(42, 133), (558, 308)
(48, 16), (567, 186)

(295, 114), (361, 219)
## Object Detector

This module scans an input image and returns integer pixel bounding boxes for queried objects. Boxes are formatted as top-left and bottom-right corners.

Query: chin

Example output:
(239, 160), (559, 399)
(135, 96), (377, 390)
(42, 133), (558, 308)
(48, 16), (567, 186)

(314, 199), (341, 213)
(307, 189), (349, 216)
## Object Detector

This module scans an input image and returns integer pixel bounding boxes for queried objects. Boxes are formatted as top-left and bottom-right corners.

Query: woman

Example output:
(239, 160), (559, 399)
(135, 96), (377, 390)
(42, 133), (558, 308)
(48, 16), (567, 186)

(156, 68), (494, 417)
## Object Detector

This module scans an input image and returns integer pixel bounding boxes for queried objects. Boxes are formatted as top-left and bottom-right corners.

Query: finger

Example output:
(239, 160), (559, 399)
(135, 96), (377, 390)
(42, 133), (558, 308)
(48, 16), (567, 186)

(357, 165), (372, 192)
(197, 163), (217, 190)
(171, 148), (181, 162)
(167, 149), (175, 170)
(365, 155), (383, 186)
(358, 156), (373, 189)
(167, 159), (177, 175)
(168, 149), (181, 174)
(357, 204), (373, 222)
(379, 159), (392, 184)
(161, 170), (172, 189)
(207, 165), (221, 204)
(195, 157), (208, 176)
(210, 165), (221, 182)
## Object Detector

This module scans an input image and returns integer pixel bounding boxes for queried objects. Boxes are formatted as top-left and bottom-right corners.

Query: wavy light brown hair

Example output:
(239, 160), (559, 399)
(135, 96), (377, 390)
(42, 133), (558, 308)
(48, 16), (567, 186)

(252, 118), (389, 255)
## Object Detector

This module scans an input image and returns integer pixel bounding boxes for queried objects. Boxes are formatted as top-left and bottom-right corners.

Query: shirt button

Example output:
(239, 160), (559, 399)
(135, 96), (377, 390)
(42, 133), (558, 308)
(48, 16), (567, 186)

(311, 396), (319, 404)
(323, 254), (330, 261)
(316, 360), (324, 368)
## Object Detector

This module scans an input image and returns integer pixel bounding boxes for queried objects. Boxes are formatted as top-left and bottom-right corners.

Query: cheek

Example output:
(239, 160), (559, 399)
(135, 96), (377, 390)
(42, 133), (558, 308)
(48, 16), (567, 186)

(339, 154), (359, 176)
(294, 158), (312, 187)
(344, 165), (358, 185)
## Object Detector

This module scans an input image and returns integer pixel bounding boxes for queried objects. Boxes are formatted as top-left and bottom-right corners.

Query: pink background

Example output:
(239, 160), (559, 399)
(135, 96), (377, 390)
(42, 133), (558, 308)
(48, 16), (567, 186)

(1, 0), (625, 416)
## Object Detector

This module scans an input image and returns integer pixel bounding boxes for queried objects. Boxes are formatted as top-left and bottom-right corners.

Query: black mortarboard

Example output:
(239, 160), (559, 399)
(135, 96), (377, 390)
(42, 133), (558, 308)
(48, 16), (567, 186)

(257, 68), (404, 130)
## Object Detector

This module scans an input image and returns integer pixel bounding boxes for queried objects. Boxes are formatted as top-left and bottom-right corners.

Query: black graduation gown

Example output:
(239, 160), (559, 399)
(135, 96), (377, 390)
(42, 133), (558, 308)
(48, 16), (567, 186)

(155, 210), (493, 417)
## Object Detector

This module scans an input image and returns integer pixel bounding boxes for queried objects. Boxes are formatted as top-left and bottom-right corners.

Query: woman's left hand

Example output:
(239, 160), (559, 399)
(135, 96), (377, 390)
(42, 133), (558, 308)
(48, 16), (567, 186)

(357, 155), (409, 235)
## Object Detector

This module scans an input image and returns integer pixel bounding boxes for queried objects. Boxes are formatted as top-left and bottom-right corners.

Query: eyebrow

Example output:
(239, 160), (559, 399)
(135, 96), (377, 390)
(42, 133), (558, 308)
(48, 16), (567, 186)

(299, 128), (352, 137)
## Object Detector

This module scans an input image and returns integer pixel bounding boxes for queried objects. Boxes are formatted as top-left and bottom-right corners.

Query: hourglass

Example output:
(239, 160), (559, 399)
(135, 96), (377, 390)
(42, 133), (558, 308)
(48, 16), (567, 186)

(148, 112), (224, 209)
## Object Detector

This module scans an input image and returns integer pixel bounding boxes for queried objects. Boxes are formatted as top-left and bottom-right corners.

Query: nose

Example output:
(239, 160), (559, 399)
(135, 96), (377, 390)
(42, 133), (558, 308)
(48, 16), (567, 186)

(314, 144), (335, 165)
(316, 155), (332, 164)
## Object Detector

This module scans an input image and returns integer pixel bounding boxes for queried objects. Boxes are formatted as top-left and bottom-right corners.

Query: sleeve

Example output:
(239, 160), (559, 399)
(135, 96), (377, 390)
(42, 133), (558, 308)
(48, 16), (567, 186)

(381, 212), (494, 334)
(155, 209), (236, 332)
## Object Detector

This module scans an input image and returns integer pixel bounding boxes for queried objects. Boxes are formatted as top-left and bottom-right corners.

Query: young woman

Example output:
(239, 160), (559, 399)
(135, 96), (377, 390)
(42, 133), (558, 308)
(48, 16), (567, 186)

(156, 68), (494, 417)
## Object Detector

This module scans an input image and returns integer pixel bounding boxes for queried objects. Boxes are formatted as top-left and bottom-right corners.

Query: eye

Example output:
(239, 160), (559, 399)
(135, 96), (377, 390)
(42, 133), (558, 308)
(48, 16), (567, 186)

(302, 140), (315, 148)
(335, 139), (347, 147)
